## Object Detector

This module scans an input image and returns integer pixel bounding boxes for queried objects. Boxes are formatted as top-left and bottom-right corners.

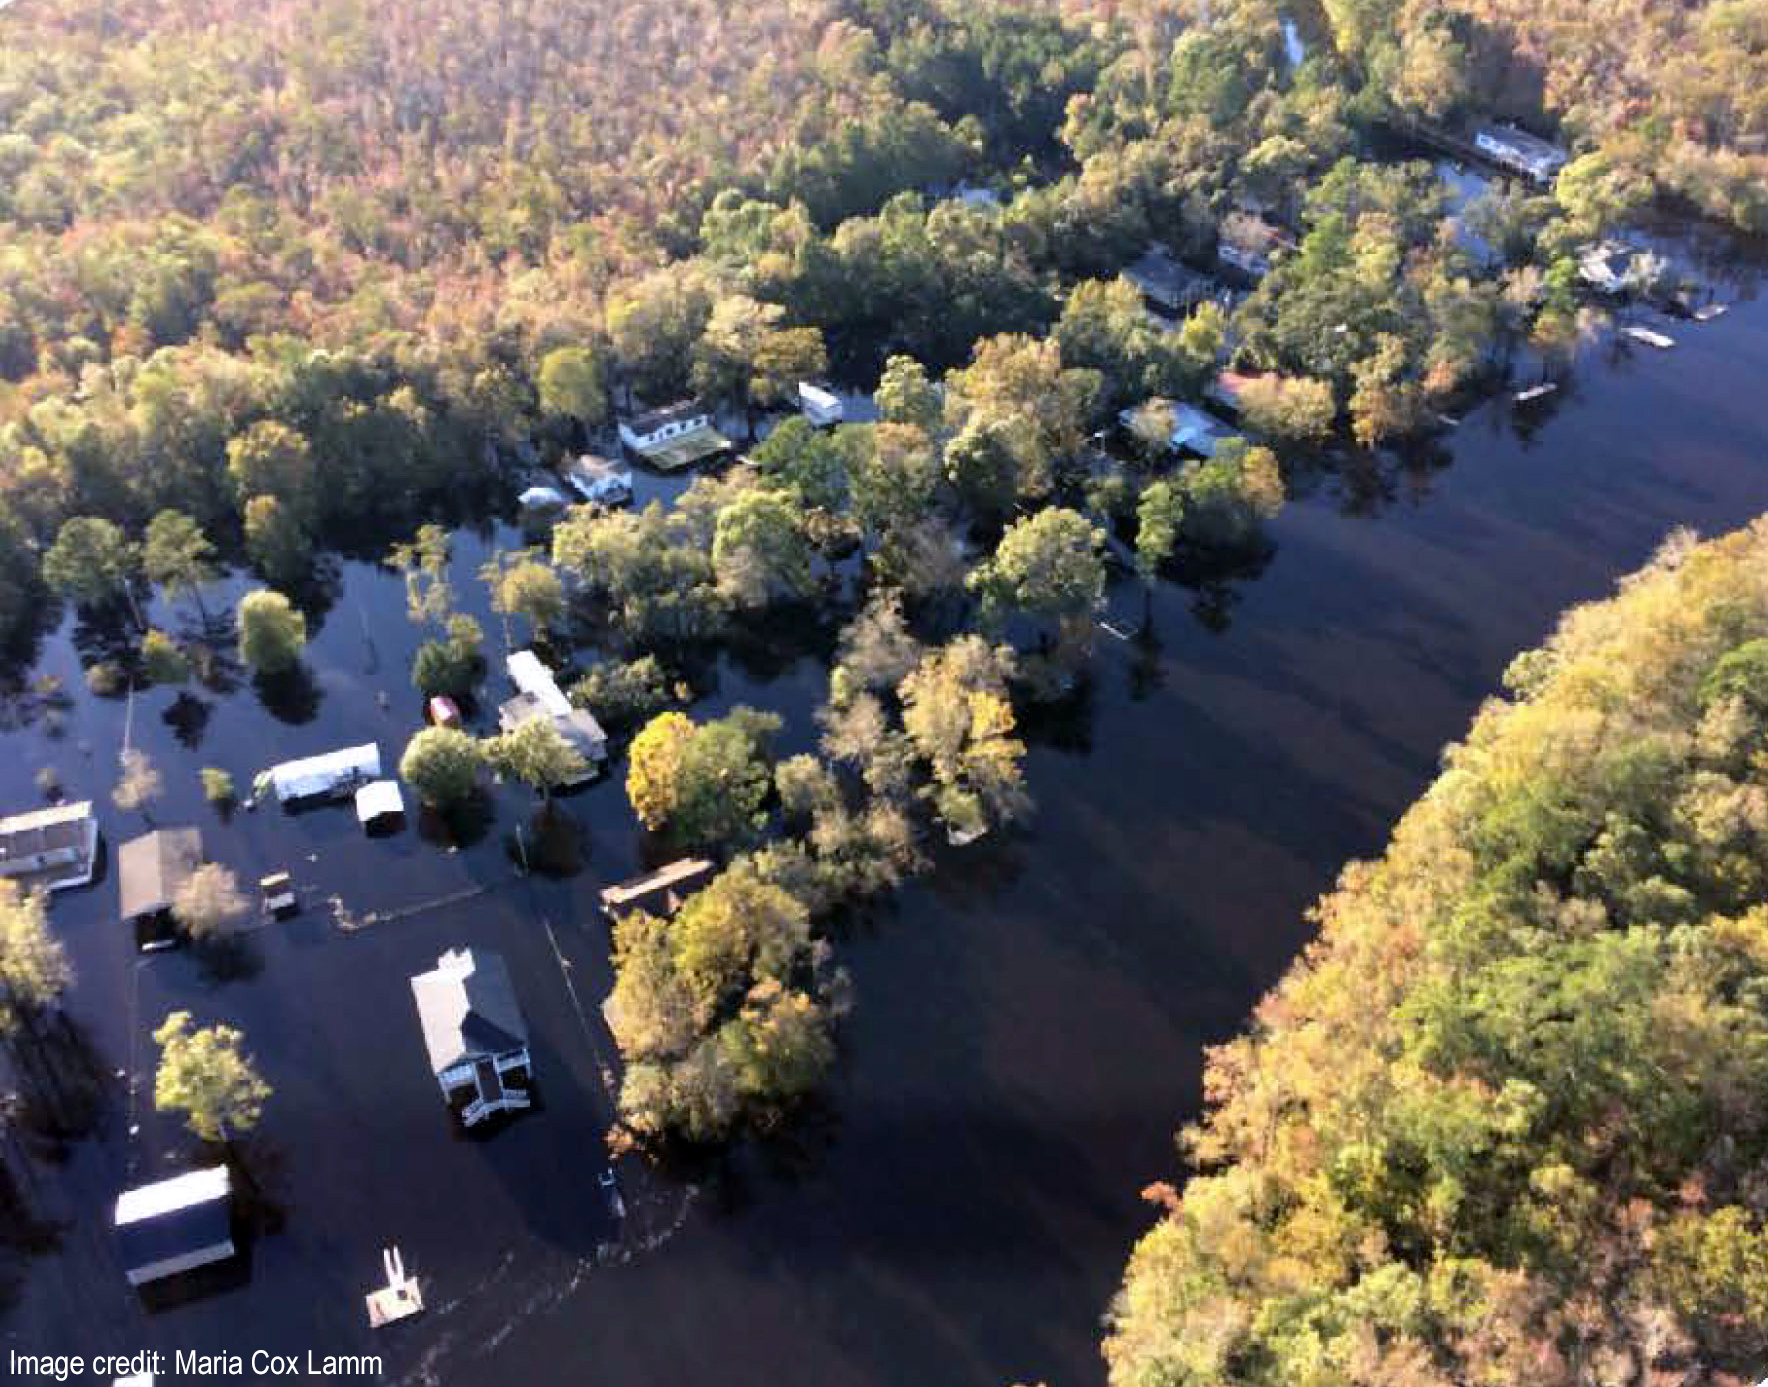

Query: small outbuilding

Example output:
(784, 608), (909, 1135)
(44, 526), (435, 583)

(354, 780), (405, 833)
(115, 1166), (234, 1287)
(0, 800), (99, 893)
(599, 858), (717, 920)
(118, 827), (203, 949)
(1474, 124), (1568, 184)
(797, 382), (845, 427)
(410, 948), (532, 1127)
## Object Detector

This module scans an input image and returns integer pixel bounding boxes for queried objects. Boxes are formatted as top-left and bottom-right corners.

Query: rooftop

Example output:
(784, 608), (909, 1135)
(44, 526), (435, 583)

(116, 1166), (231, 1225)
(625, 400), (707, 436)
(1123, 245), (1216, 309)
(600, 857), (717, 916)
(118, 827), (202, 921)
(410, 947), (528, 1074)
(635, 422), (732, 471)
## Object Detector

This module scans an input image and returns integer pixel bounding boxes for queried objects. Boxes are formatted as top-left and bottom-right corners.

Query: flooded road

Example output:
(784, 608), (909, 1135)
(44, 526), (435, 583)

(4, 228), (1767, 1387)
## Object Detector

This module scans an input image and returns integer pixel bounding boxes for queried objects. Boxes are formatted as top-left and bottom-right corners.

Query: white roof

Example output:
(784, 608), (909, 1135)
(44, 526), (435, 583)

(519, 485), (567, 509)
(269, 743), (381, 800)
(115, 1166), (230, 1225)
(798, 381), (841, 410)
(0, 799), (94, 836)
(354, 779), (404, 823)
(506, 649), (572, 719)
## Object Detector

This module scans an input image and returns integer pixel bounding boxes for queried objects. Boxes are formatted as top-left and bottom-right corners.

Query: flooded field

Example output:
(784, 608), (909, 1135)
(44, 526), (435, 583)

(4, 228), (1768, 1386)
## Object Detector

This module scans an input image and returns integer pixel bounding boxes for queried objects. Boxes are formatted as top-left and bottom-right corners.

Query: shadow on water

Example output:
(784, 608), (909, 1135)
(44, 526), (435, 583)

(4, 1013), (113, 1149)
(251, 665), (322, 725)
(161, 691), (212, 750)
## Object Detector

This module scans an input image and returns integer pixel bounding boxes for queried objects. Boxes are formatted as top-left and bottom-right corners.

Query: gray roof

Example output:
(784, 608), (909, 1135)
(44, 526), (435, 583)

(626, 400), (707, 436)
(410, 948), (528, 1075)
(118, 828), (202, 921)
(599, 857), (716, 917)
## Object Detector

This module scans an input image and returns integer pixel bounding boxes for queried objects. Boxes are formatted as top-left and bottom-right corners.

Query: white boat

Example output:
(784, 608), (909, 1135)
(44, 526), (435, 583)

(1513, 382), (1558, 404)
(1692, 304), (1727, 322)
(1623, 326), (1675, 349)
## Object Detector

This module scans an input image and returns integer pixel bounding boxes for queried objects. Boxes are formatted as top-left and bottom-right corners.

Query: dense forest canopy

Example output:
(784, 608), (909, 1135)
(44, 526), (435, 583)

(1105, 520), (1768, 1385)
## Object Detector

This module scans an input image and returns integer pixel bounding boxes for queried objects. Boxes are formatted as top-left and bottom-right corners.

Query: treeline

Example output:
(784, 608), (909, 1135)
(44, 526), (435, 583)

(1105, 518), (1768, 1385)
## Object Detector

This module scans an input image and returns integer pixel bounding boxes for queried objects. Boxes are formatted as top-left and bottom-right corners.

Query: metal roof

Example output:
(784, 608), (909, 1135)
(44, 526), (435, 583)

(0, 800), (94, 861)
(268, 743), (381, 802)
(506, 649), (573, 719)
(354, 779), (404, 824)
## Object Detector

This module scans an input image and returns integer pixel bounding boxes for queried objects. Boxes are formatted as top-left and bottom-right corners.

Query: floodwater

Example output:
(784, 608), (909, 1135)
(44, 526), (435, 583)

(4, 225), (1768, 1387)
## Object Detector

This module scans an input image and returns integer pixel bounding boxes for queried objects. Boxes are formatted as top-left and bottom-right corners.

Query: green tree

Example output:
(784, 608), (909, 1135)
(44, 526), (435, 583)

(236, 589), (307, 674)
(712, 488), (815, 607)
(140, 628), (190, 685)
(226, 420), (318, 524)
(1135, 480), (1185, 581)
(625, 707), (778, 848)
(969, 507), (1106, 634)
(113, 747), (163, 820)
(43, 516), (139, 617)
(482, 551), (564, 640)
(172, 863), (250, 942)
(488, 716), (589, 801)
(536, 343), (609, 433)
(0, 881), (72, 1031)
(200, 767), (235, 805)
(142, 509), (217, 619)
(399, 726), (486, 806)
(874, 354), (942, 433)
(243, 494), (312, 589)
(152, 1011), (271, 1143)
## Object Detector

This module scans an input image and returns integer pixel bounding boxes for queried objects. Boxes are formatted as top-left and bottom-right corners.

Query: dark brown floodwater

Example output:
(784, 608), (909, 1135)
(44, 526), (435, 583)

(3, 224), (1767, 1387)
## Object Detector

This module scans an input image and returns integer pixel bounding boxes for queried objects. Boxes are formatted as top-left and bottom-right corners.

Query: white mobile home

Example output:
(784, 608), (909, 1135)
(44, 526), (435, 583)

(0, 800), (98, 892)
(265, 744), (381, 805)
(797, 382), (845, 427)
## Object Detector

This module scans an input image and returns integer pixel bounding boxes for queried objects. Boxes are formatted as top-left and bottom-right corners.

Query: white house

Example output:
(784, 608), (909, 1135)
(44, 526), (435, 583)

(797, 382), (844, 427)
(560, 454), (633, 506)
(1119, 400), (1237, 458)
(115, 1166), (234, 1286)
(354, 779), (404, 832)
(0, 800), (98, 892)
(619, 401), (710, 451)
(264, 744), (381, 805)
(1474, 124), (1568, 184)
(500, 650), (607, 782)
(410, 948), (531, 1127)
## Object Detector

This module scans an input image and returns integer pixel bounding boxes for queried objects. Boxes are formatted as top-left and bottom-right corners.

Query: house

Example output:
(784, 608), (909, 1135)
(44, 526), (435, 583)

(1118, 400), (1237, 458)
(560, 453), (634, 507)
(1216, 212), (1290, 281)
(410, 948), (531, 1126)
(0, 800), (98, 892)
(1124, 244), (1218, 317)
(354, 780), (404, 833)
(797, 382), (845, 427)
(599, 858), (717, 920)
(617, 401), (730, 471)
(118, 827), (202, 949)
(1474, 124), (1568, 184)
(262, 744), (381, 805)
(115, 1166), (234, 1287)
(499, 650), (607, 783)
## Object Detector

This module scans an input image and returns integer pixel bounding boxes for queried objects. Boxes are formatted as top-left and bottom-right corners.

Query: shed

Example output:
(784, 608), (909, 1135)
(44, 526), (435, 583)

(599, 858), (717, 919)
(797, 382), (844, 427)
(506, 649), (573, 718)
(561, 454), (634, 506)
(115, 1166), (234, 1287)
(354, 780), (404, 831)
(118, 828), (203, 928)
(267, 743), (381, 804)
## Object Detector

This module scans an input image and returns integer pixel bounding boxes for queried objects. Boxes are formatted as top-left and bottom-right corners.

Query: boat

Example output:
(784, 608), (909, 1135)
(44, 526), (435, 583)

(1692, 304), (1727, 322)
(1622, 325), (1675, 349)
(1513, 382), (1558, 404)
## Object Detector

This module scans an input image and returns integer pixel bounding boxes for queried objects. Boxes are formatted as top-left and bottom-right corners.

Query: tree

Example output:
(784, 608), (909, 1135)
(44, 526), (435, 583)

(411, 614), (484, 699)
(969, 507), (1106, 633)
(626, 708), (778, 848)
(711, 488), (815, 607)
(748, 417), (847, 513)
(142, 509), (216, 618)
(536, 343), (609, 433)
(173, 863), (250, 942)
(482, 551), (564, 640)
(874, 354), (942, 432)
(243, 494), (312, 589)
(899, 636), (1030, 840)
(0, 881), (72, 1031)
(43, 516), (139, 617)
(389, 524), (454, 628)
(488, 716), (589, 801)
(236, 588), (307, 674)
(152, 1011), (271, 1143)
(200, 767), (235, 805)
(399, 726), (485, 806)
(942, 334), (1100, 503)
(1234, 374), (1336, 444)
(140, 628), (190, 685)
(1136, 480), (1185, 581)
(226, 420), (317, 524)
(113, 747), (163, 819)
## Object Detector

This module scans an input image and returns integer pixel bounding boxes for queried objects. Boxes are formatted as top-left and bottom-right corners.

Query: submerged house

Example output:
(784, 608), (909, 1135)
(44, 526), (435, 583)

(561, 453), (633, 507)
(599, 858), (716, 920)
(499, 650), (607, 783)
(0, 800), (98, 892)
(118, 827), (202, 950)
(1216, 212), (1291, 281)
(617, 401), (729, 471)
(1124, 243), (1218, 318)
(410, 948), (532, 1127)
(115, 1166), (234, 1287)
(797, 381), (844, 427)
(263, 743), (381, 806)
(1119, 399), (1237, 458)
(1473, 124), (1568, 184)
